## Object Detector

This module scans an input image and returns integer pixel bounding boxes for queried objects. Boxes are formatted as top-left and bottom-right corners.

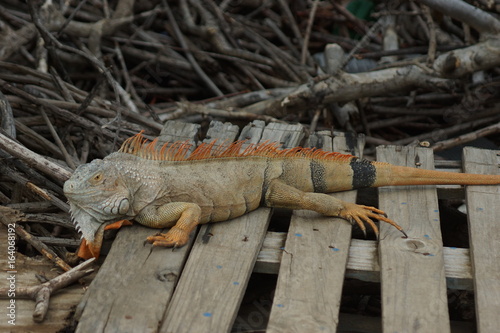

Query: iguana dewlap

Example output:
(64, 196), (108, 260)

(64, 133), (500, 259)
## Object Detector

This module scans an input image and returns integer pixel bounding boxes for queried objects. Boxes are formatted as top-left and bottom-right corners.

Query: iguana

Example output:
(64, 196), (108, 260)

(64, 132), (500, 259)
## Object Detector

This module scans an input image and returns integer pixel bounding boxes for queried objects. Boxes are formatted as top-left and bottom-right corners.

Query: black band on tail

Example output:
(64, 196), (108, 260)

(350, 158), (376, 189)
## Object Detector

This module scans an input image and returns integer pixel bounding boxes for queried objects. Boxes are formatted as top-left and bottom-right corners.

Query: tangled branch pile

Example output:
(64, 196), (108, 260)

(1, 0), (500, 268)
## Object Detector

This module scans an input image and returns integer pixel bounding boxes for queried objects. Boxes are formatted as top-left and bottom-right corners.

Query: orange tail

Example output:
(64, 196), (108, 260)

(373, 163), (500, 187)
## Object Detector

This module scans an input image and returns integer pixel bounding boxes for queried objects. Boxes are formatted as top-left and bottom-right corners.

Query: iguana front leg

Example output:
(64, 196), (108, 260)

(136, 202), (202, 248)
(264, 179), (407, 237)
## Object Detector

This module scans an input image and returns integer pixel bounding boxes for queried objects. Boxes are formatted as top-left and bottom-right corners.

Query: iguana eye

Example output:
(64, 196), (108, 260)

(92, 173), (103, 183)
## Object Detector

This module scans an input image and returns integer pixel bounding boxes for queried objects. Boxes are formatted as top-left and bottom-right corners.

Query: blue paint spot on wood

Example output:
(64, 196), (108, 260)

(294, 233), (302, 237)
(216, 265), (222, 269)
(233, 281), (240, 285)
(276, 304), (284, 308)
(203, 312), (212, 317)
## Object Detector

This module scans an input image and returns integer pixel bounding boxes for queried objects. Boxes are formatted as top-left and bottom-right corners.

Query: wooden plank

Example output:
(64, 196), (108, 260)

(267, 131), (364, 333)
(75, 120), (202, 333)
(254, 234), (474, 290)
(254, 231), (286, 274)
(462, 147), (500, 333)
(75, 228), (195, 333)
(159, 120), (201, 142)
(160, 122), (305, 333)
(160, 209), (272, 333)
(205, 121), (239, 143)
(377, 146), (450, 333)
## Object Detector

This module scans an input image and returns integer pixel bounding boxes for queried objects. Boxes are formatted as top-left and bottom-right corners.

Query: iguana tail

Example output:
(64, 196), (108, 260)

(277, 155), (500, 193)
(371, 161), (500, 187)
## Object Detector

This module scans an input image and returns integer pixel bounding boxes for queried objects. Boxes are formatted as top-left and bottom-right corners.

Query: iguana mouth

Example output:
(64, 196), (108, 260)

(69, 202), (110, 259)
(69, 203), (134, 259)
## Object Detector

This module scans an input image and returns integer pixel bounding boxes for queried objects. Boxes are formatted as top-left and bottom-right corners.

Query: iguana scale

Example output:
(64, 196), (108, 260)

(64, 132), (500, 259)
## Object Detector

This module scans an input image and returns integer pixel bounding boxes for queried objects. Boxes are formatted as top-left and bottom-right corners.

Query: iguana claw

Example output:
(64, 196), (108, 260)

(339, 203), (408, 238)
(146, 226), (190, 248)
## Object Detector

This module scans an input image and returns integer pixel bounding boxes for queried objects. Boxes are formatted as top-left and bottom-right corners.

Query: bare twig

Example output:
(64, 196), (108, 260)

(0, 207), (72, 272)
(0, 131), (72, 182)
(0, 257), (95, 322)
(301, 0), (320, 65)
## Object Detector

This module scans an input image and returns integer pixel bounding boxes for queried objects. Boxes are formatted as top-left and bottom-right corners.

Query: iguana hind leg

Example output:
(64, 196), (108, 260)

(264, 179), (407, 237)
(136, 202), (202, 248)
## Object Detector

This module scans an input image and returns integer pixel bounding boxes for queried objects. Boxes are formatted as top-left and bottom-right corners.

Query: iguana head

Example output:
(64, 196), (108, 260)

(64, 158), (132, 259)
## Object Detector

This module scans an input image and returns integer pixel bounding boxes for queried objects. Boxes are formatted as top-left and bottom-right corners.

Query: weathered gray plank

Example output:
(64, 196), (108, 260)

(75, 120), (202, 333)
(160, 208), (272, 333)
(160, 122), (305, 333)
(377, 146), (450, 333)
(267, 131), (364, 333)
(75, 228), (195, 333)
(254, 231), (286, 274)
(159, 121), (201, 142)
(462, 147), (500, 333)
(254, 233), (474, 290)
(205, 121), (239, 143)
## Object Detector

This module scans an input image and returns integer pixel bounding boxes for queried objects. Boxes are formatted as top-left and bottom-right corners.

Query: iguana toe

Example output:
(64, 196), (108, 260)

(146, 227), (190, 248)
(339, 203), (407, 238)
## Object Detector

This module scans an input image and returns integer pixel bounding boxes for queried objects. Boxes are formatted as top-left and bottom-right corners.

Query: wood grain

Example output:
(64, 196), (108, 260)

(377, 146), (450, 333)
(463, 147), (500, 333)
(254, 233), (473, 290)
(159, 208), (272, 333)
(267, 131), (364, 333)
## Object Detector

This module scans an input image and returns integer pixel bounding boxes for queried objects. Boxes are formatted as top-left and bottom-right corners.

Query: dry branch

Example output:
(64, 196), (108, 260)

(0, 257), (95, 323)
(243, 37), (500, 117)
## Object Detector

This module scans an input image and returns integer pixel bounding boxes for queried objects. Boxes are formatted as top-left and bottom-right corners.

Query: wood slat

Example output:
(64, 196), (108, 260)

(160, 208), (272, 333)
(75, 227), (195, 333)
(267, 131), (364, 333)
(463, 147), (500, 333)
(160, 121), (305, 333)
(254, 233), (474, 290)
(75, 120), (202, 332)
(377, 146), (450, 333)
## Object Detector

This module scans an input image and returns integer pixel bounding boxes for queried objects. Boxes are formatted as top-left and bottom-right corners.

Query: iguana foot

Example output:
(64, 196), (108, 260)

(339, 202), (408, 238)
(147, 226), (190, 248)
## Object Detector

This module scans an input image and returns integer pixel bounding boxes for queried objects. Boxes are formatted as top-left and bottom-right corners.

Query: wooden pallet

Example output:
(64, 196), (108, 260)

(4, 120), (498, 332)
(74, 120), (500, 333)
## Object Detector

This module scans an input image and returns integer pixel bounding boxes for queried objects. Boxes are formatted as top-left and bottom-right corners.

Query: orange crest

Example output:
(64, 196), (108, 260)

(119, 132), (355, 162)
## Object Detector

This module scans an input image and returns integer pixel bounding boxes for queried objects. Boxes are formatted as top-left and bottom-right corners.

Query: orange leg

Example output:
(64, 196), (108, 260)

(265, 179), (407, 238)
(135, 202), (202, 248)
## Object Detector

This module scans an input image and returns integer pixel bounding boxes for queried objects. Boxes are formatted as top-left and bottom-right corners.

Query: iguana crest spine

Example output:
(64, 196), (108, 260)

(120, 131), (354, 162)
